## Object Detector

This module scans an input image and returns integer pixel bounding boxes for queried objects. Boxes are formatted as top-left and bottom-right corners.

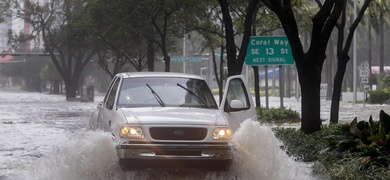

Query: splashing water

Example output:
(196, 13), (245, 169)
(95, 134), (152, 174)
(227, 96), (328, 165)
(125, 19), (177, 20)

(13, 120), (316, 180)
(230, 120), (314, 180)
(15, 131), (119, 180)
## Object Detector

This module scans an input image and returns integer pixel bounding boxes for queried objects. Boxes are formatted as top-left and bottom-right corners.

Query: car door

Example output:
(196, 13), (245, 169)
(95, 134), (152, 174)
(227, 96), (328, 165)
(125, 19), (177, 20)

(220, 75), (256, 132)
(99, 76), (121, 131)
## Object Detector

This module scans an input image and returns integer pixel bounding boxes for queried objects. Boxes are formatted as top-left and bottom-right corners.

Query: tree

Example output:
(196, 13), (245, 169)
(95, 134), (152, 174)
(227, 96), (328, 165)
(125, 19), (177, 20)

(217, 0), (265, 110)
(369, 0), (389, 90)
(12, 0), (95, 100)
(138, 0), (195, 72)
(330, 0), (372, 124)
(39, 61), (62, 93)
(199, 0), (284, 107)
(260, 0), (344, 133)
(85, 0), (151, 77)
(194, 0), (283, 106)
(85, 0), (200, 74)
(214, 0), (296, 131)
(218, 0), (244, 76)
(188, 1), (225, 103)
(217, 0), (340, 134)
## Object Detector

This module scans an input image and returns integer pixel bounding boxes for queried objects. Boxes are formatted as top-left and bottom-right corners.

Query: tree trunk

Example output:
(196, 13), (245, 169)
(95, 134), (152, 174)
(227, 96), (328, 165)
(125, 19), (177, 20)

(147, 38), (155, 72)
(329, 0), (370, 124)
(211, 48), (222, 104)
(65, 78), (79, 101)
(297, 56), (322, 134)
(218, 0), (239, 76)
(163, 55), (171, 72)
(63, 58), (87, 101)
(378, 16), (384, 90)
(252, 66), (260, 107)
(330, 56), (349, 124)
(53, 79), (60, 94)
(300, 81), (322, 133)
(325, 37), (334, 100)
(219, 47), (225, 104)
(161, 39), (170, 72)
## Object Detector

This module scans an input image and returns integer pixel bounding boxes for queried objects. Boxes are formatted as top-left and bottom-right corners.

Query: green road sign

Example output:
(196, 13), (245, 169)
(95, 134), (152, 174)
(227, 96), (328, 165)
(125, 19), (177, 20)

(245, 36), (294, 65)
(171, 56), (203, 62)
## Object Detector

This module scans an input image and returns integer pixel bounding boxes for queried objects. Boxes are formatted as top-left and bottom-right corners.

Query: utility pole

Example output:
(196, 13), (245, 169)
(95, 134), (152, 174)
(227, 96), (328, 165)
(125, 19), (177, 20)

(353, 0), (357, 103)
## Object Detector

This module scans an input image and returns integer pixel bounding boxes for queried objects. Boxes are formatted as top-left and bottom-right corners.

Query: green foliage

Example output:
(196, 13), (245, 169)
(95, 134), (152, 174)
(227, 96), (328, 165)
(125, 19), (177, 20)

(368, 89), (390, 104)
(257, 107), (300, 124)
(275, 118), (390, 179)
(380, 74), (390, 89)
(367, 73), (390, 104)
(273, 125), (339, 162)
(322, 110), (390, 171)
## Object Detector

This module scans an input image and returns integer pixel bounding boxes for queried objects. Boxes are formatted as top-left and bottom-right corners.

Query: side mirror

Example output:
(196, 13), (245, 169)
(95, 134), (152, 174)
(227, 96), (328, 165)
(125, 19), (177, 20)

(224, 99), (245, 112)
(230, 99), (244, 109)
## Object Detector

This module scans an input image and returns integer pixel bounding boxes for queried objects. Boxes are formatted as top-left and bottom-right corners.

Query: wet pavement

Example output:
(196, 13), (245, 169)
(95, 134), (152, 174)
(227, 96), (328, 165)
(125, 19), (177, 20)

(1, 88), (389, 180)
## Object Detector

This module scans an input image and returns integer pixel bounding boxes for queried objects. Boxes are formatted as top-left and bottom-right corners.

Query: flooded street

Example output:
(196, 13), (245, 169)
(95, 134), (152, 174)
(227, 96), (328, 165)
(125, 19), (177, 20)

(1, 88), (389, 180)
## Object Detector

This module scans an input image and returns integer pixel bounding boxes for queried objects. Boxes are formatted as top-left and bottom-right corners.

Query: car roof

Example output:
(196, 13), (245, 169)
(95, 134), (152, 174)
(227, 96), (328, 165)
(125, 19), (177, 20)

(117, 72), (204, 80)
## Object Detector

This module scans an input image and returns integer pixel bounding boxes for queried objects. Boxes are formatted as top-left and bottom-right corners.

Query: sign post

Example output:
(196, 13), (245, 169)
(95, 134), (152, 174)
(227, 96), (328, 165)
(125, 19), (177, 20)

(359, 63), (370, 106)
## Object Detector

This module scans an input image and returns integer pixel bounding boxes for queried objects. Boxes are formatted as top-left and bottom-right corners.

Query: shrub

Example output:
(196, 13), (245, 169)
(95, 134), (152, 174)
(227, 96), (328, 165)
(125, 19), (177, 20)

(322, 110), (390, 170)
(368, 90), (390, 104)
(275, 110), (390, 179)
(275, 120), (390, 179)
(273, 124), (339, 162)
(257, 107), (300, 124)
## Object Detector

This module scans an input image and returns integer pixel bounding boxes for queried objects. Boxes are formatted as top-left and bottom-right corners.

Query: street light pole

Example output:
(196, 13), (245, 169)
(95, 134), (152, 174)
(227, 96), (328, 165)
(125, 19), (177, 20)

(353, 0), (357, 103)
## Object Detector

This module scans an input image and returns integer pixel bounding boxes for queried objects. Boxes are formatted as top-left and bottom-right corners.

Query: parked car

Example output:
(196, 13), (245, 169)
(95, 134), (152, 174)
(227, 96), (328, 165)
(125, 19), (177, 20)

(89, 72), (256, 171)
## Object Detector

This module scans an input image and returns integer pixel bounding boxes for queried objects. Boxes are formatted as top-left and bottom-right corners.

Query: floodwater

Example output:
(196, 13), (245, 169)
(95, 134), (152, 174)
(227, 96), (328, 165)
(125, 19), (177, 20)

(2, 88), (388, 180)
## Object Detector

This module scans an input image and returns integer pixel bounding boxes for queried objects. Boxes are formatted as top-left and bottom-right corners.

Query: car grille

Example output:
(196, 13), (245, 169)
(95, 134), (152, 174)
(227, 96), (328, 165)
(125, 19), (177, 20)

(149, 127), (207, 140)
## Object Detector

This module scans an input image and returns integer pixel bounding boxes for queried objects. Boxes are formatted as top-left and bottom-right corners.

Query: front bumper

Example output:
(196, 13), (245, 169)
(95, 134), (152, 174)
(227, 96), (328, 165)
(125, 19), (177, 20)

(116, 143), (233, 171)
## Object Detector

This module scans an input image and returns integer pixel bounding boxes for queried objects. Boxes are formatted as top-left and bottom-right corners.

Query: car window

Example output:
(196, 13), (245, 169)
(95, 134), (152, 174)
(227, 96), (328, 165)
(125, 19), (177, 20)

(117, 77), (218, 109)
(103, 76), (118, 104)
(224, 78), (250, 110)
(105, 77), (120, 110)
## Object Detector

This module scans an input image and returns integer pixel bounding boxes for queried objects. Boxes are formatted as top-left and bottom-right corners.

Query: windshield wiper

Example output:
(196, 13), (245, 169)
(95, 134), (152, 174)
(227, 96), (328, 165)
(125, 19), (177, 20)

(146, 84), (165, 107)
(177, 83), (211, 108)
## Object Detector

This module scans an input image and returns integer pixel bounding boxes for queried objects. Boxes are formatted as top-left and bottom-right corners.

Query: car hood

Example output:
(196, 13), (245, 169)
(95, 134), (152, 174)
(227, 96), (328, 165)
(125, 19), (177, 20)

(119, 107), (227, 126)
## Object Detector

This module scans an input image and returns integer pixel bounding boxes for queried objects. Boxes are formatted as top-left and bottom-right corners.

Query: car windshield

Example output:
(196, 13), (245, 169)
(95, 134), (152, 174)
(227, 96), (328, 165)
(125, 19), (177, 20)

(117, 77), (218, 109)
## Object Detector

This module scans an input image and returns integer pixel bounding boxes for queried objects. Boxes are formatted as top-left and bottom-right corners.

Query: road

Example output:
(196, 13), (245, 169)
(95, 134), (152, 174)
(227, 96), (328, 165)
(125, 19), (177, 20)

(2, 88), (388, 180)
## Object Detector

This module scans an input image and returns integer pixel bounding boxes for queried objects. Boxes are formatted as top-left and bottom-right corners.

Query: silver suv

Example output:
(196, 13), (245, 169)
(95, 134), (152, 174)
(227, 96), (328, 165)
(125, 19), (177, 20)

(89, 72), (256, 171)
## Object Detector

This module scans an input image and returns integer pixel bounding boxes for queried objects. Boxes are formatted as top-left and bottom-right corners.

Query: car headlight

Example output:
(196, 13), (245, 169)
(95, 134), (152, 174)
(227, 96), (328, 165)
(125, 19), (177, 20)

(120, 126), (145, 139)
(212, 128), (232, 140)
